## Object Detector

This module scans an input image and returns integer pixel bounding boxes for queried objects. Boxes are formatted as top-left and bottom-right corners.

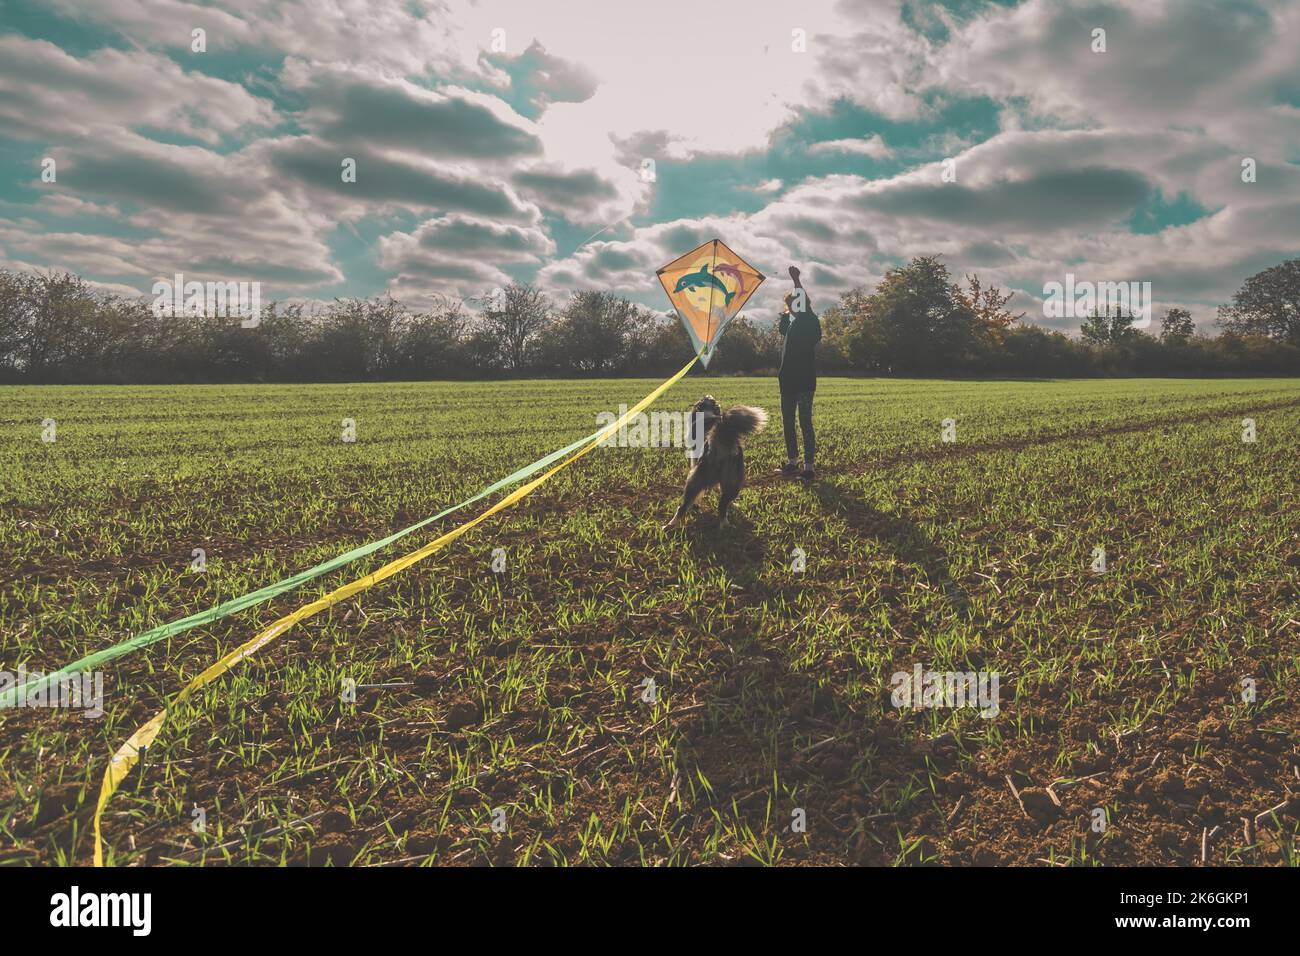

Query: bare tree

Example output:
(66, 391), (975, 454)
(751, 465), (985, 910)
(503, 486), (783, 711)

(0, 271), (35, 375)
(6, 271), (99, 380)
(479, 282), (551, 371)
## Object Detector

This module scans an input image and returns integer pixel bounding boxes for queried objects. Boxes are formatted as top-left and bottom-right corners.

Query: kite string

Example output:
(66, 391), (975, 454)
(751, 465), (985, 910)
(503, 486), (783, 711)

(91, 354), (699, 866)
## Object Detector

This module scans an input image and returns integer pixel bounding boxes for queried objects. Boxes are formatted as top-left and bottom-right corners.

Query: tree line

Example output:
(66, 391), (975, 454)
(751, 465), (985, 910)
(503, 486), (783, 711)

(1, 256), (1297, 384)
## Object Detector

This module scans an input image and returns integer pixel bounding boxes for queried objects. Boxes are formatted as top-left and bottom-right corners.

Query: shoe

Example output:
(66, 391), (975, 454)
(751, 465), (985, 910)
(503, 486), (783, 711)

(800, 464), (815, 481)
(779, 461), (800, 477)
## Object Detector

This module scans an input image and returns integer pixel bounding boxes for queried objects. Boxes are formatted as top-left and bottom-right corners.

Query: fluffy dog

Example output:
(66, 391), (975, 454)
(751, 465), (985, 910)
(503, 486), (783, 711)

(663, 395), (767, 529)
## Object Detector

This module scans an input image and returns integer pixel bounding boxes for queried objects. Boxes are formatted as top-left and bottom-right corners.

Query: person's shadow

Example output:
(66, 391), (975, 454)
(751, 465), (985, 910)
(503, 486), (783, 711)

(808, 479), (970, 618)
(662, 475), (971, 864)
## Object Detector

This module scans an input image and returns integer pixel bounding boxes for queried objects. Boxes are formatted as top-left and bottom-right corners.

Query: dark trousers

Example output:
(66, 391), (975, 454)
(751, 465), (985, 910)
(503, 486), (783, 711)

(780, 388), (815, 464)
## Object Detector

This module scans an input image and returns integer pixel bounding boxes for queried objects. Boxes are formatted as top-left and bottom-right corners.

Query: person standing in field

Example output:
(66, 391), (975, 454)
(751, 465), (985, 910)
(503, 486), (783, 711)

(778, 265), (822, 481)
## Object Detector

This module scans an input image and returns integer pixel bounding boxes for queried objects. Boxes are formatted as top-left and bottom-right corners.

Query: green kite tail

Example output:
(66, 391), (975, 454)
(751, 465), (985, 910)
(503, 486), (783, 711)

(0, 427), (606, 709)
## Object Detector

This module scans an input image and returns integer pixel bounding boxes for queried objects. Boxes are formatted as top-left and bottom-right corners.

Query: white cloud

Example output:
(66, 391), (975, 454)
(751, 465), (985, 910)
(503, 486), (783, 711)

(808, 135), (894, 159)
(376, 214), (556, 299)
(0, 34), (275, 145)
(46, 0), (471, 76)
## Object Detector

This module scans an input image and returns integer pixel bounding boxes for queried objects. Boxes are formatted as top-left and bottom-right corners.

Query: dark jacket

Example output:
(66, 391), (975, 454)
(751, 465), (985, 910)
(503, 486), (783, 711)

(778, 308), (822, 393)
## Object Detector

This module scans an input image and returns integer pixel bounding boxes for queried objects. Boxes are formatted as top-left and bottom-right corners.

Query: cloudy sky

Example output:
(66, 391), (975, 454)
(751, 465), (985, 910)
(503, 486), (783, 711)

(2, 0), (1298, 331)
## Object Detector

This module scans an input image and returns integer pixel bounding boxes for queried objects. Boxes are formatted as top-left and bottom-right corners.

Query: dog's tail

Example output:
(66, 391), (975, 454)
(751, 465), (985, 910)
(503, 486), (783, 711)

(713, 405), (767, 444)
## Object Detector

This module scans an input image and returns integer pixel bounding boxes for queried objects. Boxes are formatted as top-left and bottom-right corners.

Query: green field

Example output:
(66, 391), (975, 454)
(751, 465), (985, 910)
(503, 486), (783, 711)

(2, 377), (1299, 866)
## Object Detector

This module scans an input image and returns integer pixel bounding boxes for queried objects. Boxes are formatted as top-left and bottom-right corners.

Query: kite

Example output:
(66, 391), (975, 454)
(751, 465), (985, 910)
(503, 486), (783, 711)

(657, 238), (764, 366)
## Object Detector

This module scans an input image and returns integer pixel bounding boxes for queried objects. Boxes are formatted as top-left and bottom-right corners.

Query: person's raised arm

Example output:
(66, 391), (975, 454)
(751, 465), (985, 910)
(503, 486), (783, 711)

(788, 265), (811, 313)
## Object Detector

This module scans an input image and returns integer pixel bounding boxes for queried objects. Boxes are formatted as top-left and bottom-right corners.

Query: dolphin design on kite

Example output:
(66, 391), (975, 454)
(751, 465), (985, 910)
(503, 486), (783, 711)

(712, 263), (747, 297)
(672, 263), (735, 306)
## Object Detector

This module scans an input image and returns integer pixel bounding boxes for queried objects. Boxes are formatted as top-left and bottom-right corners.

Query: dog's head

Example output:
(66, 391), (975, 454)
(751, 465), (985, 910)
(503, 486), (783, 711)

(685, 395), (721, 459)
(690, 394), (722, 420)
